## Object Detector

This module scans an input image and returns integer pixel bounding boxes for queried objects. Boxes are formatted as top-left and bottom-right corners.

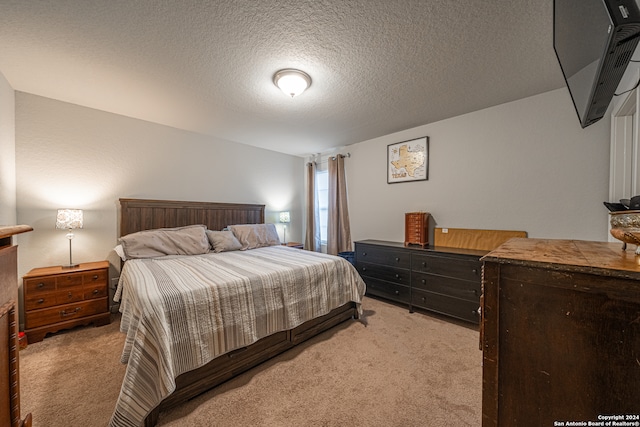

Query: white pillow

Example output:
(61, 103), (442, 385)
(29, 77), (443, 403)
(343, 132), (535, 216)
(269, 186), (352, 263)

(229, 224), (281, 250)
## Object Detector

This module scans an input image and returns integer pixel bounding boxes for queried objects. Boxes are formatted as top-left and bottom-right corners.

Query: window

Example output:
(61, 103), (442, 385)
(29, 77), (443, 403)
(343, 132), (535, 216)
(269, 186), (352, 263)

(316, 169), (328, 244)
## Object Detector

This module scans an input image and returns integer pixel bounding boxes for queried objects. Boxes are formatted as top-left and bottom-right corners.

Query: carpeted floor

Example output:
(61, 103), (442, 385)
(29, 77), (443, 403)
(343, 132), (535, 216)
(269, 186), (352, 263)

(19, 296), (482, 426)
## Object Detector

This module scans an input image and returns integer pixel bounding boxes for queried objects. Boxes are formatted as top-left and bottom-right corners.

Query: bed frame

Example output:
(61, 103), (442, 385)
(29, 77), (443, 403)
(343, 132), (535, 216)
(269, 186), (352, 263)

(118, 198), (359, 427)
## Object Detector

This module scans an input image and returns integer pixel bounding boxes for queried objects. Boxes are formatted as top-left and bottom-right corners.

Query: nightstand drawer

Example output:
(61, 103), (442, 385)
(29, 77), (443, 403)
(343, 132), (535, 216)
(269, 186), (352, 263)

(25, 298), (108, 329)
(24, 292), (58, 311)
(55, 287), (84, 305)
(57, 273), (83, 288)
(83, 270), (107, 285)
(84, 283), (108, 299)
(24, 277), (56, 294)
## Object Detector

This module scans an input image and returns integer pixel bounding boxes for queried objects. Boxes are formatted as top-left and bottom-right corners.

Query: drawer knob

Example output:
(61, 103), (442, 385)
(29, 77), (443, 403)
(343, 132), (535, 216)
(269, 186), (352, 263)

(37, 282), (44, 288)
(395, 274), (400, 279)
(362, 267), (367, 272)
(395, 257), (400, 262)
(421, 297), (426, 302)
(472, 309), (479, 316)
(421, 279), (426, 284)
(472, 269), (478, 274)
(37, 298), (44, 304)
(68, 292), (73, 298)
(92, 289), (99, 294)
(394, 290), (400, 295)
(362, 252), (367, 256)
(93, 275), (99, 280)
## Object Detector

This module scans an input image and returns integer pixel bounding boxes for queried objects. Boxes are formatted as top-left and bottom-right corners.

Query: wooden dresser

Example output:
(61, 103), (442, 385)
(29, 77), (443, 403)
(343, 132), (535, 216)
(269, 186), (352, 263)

(481, 238), (640, 426)
(355, 240), (486, 323)
(23, 261), (110, 343)
(0, 225), (33, 427)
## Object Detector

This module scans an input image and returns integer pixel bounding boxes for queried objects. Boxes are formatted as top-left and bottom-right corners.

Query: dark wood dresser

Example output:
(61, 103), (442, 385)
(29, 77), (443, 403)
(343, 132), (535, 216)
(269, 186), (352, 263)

(355, 239), (486, 323)
(23, 261), (110, 343)
(0, 225), (33, 427)
(481, 238), (640, 426)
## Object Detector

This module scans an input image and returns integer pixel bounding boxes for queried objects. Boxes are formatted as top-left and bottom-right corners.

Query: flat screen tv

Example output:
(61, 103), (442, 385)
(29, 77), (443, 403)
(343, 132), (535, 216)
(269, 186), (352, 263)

(554, 0), (640, 128)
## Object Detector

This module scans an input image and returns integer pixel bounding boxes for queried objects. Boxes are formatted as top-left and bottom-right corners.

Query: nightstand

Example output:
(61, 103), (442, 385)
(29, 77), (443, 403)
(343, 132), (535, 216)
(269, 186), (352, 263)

(23, 261), (110, 343)
(283, 242), (304, 249)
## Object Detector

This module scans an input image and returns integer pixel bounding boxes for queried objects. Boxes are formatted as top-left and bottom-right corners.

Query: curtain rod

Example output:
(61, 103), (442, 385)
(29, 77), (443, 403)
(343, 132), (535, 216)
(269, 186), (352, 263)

(307, 153), (351, 166)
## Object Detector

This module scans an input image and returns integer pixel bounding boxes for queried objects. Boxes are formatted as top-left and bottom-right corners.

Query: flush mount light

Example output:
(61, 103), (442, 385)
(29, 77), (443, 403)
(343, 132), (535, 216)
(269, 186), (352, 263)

(273, 69), (311, 98)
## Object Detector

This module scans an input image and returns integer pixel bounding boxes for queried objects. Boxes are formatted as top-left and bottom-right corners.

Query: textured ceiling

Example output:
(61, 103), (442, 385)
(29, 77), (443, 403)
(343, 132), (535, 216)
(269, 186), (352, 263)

(0, 0), (566, 157)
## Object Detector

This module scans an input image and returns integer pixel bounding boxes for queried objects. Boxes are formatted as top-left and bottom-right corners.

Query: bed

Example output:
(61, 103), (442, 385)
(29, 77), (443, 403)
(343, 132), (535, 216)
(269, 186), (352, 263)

(110, 198), (365, 427)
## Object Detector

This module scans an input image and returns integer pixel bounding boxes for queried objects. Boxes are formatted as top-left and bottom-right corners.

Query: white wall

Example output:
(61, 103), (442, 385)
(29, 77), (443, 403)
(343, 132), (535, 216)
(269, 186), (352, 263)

(346, 88), (612, 244)
(15, 93), (305, 284)
(0, 71), (16, 225)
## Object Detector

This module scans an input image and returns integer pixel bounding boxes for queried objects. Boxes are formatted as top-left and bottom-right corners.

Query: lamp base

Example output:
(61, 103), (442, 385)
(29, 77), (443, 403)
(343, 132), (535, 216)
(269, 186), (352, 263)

(61, 263), (79, 269)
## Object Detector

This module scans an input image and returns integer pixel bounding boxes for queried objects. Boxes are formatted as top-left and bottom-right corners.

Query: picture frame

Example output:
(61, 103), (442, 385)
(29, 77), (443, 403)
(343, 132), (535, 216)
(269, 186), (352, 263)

(387, 136), (429, 184)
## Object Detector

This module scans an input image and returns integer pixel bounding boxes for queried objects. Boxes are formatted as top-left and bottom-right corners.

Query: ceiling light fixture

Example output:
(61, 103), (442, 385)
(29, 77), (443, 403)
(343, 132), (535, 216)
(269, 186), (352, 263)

(273, 69), (311, 98)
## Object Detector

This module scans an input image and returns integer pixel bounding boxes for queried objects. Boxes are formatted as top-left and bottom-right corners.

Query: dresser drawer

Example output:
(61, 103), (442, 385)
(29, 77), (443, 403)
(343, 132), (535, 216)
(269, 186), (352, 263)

(56, 273), (84, 288)
(24, 292), (59, 311)
(411, 289), (480, 323)
(84, 283), (108, 299)
(25, 298), (109, 329)
(364, 277), (410, 304)
(412, 253), (481, 281)
(412, 271), (480, 302)
(55, 287), (84, 305)
(24, 277), (56, 294)
(83, 270), (107, 285)
(358, 262), (410, 285)
(356, 245), (410, 269)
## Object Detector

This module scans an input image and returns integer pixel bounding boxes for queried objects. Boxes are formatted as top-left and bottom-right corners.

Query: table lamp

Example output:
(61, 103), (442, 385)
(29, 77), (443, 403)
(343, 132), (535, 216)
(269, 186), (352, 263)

(56, 209), (83, 268)
(279, 211), (290, 244)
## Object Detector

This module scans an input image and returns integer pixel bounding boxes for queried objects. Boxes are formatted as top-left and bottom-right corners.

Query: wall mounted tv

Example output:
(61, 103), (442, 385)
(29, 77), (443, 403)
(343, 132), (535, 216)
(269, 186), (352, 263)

(554, 0), (640, 128)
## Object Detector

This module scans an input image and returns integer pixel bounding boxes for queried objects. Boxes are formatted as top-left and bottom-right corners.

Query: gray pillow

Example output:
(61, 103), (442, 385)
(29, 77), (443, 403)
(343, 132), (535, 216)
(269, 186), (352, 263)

(229, 224), (281, 250)
(206, 230), (243, 253)
(119, 225), (210, 259)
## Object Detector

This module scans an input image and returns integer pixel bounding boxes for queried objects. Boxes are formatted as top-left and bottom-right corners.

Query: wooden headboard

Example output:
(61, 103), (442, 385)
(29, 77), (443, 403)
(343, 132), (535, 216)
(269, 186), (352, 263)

(119, 198), (265, 237)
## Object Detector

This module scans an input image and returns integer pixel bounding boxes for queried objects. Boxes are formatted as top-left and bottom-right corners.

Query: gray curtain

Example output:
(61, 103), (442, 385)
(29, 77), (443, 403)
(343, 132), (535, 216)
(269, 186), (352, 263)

(304, 161), (320, 252)
(327, 155), (352, 255)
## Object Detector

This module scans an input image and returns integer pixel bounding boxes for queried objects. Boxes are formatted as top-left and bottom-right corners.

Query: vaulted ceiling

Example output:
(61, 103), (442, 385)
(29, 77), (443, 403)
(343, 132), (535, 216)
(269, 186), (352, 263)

(0, 1), (566, 156)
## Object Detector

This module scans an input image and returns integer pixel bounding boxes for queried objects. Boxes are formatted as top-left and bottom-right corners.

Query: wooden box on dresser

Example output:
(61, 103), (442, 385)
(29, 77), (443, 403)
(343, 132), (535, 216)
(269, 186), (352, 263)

(481, 238), (640, 426)
(354, 240), (486, 323)
(23, 261), (110, 343)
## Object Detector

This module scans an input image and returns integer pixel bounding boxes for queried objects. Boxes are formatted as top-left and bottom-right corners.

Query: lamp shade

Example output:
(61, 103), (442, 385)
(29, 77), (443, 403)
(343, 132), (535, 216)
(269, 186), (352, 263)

(273, 69), (311, 97)
(279, 211), (291, 223)
(56, 209), (84, 230)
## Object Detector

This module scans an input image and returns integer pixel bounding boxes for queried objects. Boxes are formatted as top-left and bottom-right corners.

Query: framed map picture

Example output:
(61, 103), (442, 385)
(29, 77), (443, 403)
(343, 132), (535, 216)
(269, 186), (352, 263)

(387, 136), (429, 183)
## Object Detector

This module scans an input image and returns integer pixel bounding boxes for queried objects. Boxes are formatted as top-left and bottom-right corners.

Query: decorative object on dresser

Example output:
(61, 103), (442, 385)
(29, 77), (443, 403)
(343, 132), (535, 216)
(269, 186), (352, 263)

(387, 136), (429, 183)
(355, 240), (485, 323)
(0, 225), (33, 427)
(481, 238), (640, 426)
(23, 261), (110, 343)
(404, 211), (429, 247)
(55, 208), (84, 268)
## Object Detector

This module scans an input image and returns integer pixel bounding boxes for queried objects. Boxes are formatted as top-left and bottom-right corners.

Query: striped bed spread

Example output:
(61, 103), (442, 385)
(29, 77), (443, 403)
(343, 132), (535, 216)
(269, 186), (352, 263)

(110, 245), (366, 426)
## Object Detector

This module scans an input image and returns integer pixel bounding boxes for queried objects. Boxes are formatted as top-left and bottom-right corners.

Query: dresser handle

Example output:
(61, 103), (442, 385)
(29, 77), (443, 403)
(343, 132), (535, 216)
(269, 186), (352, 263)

(60, 307), (81, 317)
(67, 292), (73, 299)
(422, 262), (427, 268)
(92, 289), (99, 294)
(362, 267), (367, 272)
(395, 274), (400, 279)
(472, 269), (478, 274)
(37, 298), (44, 304)
(421, 279), (426, 284)
(421, 297), (426, 302)
(362, 252), (367, 256)
(394, 290), (400, 295)
(37, 282), (44, 288)
(395, 257), (400, 262)
(92, 275), (99, 280)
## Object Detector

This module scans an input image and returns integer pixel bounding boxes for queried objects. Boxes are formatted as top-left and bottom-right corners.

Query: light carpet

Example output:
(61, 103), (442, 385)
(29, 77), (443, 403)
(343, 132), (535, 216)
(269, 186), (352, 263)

(19, 296), (482, 426)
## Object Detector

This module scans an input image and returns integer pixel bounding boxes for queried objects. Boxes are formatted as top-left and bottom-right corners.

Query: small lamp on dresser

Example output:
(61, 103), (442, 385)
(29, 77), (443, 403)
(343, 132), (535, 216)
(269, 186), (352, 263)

(279, 211), (290, 244)
(55, 208), (83, 268)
